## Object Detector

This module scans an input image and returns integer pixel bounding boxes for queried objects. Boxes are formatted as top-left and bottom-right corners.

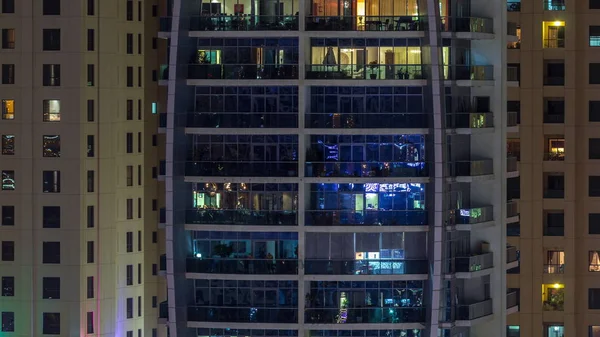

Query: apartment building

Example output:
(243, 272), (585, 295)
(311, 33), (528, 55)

(0, 0), (163, 336)
(158, 0), (517, 336)
(505, 0), (600, 336)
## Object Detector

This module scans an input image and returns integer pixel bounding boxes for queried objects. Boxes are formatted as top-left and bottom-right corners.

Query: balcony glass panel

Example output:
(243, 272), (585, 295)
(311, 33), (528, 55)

(197, 329), (298, 337)
(187, 183), (297, 225)
(305, 259), (428, 275)
(306, 16), (424, 31)
(309, 331), (422, 337)
(306, 135), (426, 178)
(190, 15), (299, 31)
(446, 113), (493, 128)
(443, 65), (494, 81)
(507, 201), (519, 218)
(306, 183), (426, 226)
(190, 279), (298, 323)
(449, 206), (493, 225)
(189, 86), (298, 128)
(449, 252), (493, 273)
(456, 299), (492, 320)
(305, 280), (424, 323)
(507, 246), (518, 263)
(507, 291), (519, 309)
(187, 38), (298, 80)
(448, 159), (493, 176)
(542, 284), (564, 311)
(439, 17), (493, 33)
(307, 86), (428, 129)
(186, 135), (298, 177)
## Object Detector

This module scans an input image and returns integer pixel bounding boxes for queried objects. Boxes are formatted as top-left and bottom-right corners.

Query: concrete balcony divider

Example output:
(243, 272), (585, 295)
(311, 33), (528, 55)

(506, 201), (519, 218)
(506, 291), (519, 309)
(506, 246), (518, 263)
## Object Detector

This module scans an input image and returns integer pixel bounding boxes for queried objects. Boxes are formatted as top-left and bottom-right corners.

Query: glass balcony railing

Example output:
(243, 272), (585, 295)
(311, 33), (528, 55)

(507, 111), (519, 127)
(189, 15), (298, 31)
(444, 65), (494, 81)
(451, 206), (494, 225)
(186, 257), (298, 274)
(188, 307), (298, 323)
(507, 246), (518, 263)
(305, 210), (427, 226)
(188, 64), (298, 80)
(305, 15), (425, 31)
(184, 162), (298, 177)
(439, 17), (493, 34)
(305, 64), (427, 80)
(159, 17), (172, 32)
(186, 112), (298, 129)
(448, 159), (493, 176)
(507, 291), (519, 309)
(543, 264), (564, 274)
(304, 259), (429, 275)
(305, 307), (425, 324)
(456, 299), (493, 320)
(185, 210), (297, 225)
(306, 113), (430, 129)
(507, 0), (521, 11)
(446, 112), (493, 128)
(507, 201), (519, 218)
(451, 252), (494, 273)
(507, 157), (518, 172)
(305, 161), (428, 178)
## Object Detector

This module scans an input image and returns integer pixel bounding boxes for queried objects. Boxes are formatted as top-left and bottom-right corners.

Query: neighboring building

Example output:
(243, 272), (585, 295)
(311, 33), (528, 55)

(0, 0), (163, 336)
(506, 0), (600, 336)
(160, 1), (516, 337)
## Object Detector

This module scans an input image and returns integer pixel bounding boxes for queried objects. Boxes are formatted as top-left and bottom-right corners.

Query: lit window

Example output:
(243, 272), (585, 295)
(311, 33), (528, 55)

(42, 135), (61, 157)
(590, 251), (600, 271)
(507, 27), (521, 49)
(1, 99), (14, 120)
(547, 325), (564, 337)
(43, 99), (60, 122)
(1, 170), (15, 190)
(151, 102), (157, 114)
(542, 283), (564, 311)
(1, 135), (14, 155)
(591, 26), (600, 47)
(543, 21), (565, 48)
(544, 250), (564, 273)
(548, 138), (565, 159)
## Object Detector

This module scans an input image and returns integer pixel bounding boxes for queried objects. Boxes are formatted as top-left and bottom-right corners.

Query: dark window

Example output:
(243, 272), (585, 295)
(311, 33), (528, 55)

(42, 64), (60, 86)
(152, 296), (157, 307)
(138, 66), (142, 87)
(42, 277), (60, 299)
(43, 0), (60, 15)
(87, 0), (94, 15)
(126, 133), (133, 153)
(42, 29), (60, 51)
(126, 265), (133, 285)
(544, 61), (565, 86)
(1, 135), (14, 155)
(42, 170), (60, 193)
(42, 206), (60, 228)
(152, 70), (157, 81)
(152, 134), (157, 146)
(42, 242), (60, 264)
(590, 288), (600, 309)
(544, 212), (564, 236)
(2, 0), (15, 13)
(1, 29), (15, 49)
(126, 99), (133, 120)
(138, 329), (142, 337)
(2, 170), (15, 190)
(591, 64), (600, 84)
(87, 29), (94, 51)
(126, 33), (133, 54)
(42, 312), (60, 335)
(138, 296), (142, 316)
(128, 331), (133, 337)
(126, 199), (133, 219)
(137, 1), (142, 21)
(591, 139), (600, 159)
(1, 276), (14, 296)
(126, 165), (133, 186)
(1, 64), (15, 84)
(152, 263), (157, 275)
(591, 26), (600, 46)
(1, 312), (14, 332)
(126, 66), (133, 87)
(1, 241), (14, 261)
(152, 5), (157, 16)
(86, 312), (94, 333)
(153, 329), (157, 337)
(87, 205), (94, 228)
(87, 241), (94, 263)
(591, 176), (600, 196)
(137, 33), (142, 54)
(86, 276), (94, 298)
(137, 198), (142, 218)
(137, 263), (142, 284)
(87, 170), (94, 192)
(152, 231), (157, 243)
(544, 98), (565, 123)
(126, 231), (133, 252)
(152, 37), (157, 49)
(126, 298), (133, 318)
(137, 99), (142, 120)
(87, 135), (95, 157)
(126, 0), (133, 20)
(591, 101), (600, 122)
(592, 0), (600, 9)
(1, 206), (14, 226)
(137, 230), (142, 250)
(137, 132), (142, 152)
(87, 64), (94, 86)
(87, 99), (94, 121)
(137, 165), (141, 185)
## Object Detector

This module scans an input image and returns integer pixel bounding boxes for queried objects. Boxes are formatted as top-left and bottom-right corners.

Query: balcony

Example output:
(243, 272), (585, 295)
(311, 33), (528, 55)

(506, 201), (519, 221)
(507, 0), (521, 11)
(159, 254), (166, 275)
(305, 210), (427, 227)
(304, 259), (429, 275)
(544, 76), (565, 86)
(543, 226), (564, 236)
(507, 65), (519, 83)
(305, 161), (428, 178)
(507, 111), (519, 128)
(446, 112), (493, 130)
(507, 22), (518, 36)
(189, 15), (298, 31)
(444, 65), (494, 81)
(305, 307), (425, 324)
(185, 162), (298, 177)
(449, 206), (494, 230)
(159, 208), (166, 227)
(159, 301), (168, 323)
(543, 189), (564, 199)
(186, 209), (297, 226)
(448, 159), (493, 178)
(543, 152), (564, 161)
(456, 299), (493, 323)
(306, 112), (430, 129)
(305, 64), (427, 80)
(439, 17), (493, 34)
(507, 246), (518, 266)
(506, 291), (519, 314)
(186, 257), (298, 275)
(187, 64), (298, 80)
(451, 252), (494, 277)
(544, 114), (565, 124)
(305, 15), (425, 31)
(188, 306), (298, 323)
(543, 264), (564, 274)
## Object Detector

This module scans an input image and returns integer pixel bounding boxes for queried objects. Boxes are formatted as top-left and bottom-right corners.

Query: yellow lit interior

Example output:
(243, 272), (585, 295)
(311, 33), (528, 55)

(542, 21), (565, 47)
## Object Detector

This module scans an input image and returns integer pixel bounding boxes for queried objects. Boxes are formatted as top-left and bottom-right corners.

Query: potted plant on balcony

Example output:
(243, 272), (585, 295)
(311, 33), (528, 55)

(368, 60), (379, 79)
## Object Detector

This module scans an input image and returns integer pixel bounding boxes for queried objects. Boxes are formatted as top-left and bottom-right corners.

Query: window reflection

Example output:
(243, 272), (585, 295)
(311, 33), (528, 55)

(192, 231), (298, 260)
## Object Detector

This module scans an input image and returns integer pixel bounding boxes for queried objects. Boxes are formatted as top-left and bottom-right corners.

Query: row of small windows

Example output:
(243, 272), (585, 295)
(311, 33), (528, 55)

(0, 0), (150, 19)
